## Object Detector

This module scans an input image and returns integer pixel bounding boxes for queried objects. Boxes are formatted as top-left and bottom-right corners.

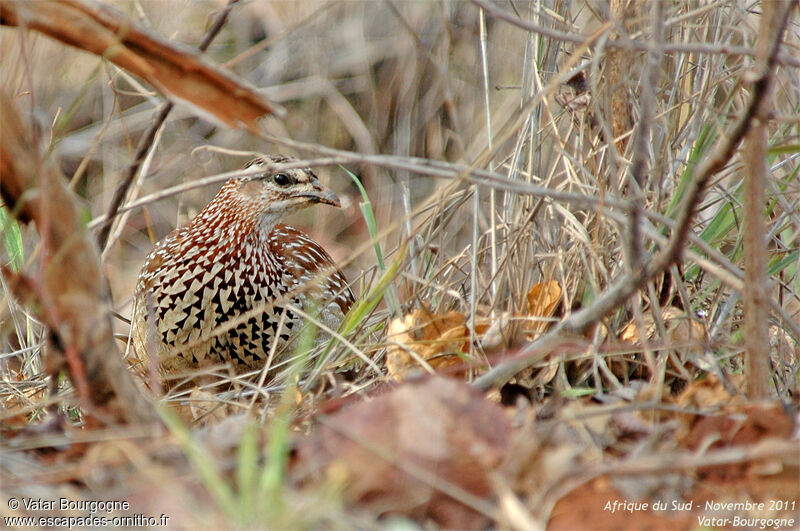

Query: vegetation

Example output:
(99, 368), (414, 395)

(1, 1), (798, 529)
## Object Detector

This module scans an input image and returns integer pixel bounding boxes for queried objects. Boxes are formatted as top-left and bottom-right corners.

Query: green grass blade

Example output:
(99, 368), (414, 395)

(768, 250), (799, 277)
(236, 418), (260, 523)
(159, 405), (238, 520)
(339, 243), (407, 337)
(342, 166), (399, 315)
(0, 206), (24, 271)
(343, 167), (384, 269)
(665, 122), (717, 220)
(767, 143), (800, 155)
(259, 304), (319, 511)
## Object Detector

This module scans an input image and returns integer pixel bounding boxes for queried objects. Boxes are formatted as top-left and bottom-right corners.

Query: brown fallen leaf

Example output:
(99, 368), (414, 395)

(616, 306), (707, 381)
(680, 401), (797, 486)
(293, 377), (511, 529)
(620, 307), (706, 346)
(476, 311), (524, 352)
(675, 373), (744, 411)
(505, 280), (563, 388)
(0, 0), (284, 132)
(525, 280), (562, 336)
(386, 308), (469, 380)
(0, 91), (157, 425)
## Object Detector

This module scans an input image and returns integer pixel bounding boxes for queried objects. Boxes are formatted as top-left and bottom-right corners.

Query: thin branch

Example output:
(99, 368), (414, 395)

(0, 0), (282, 128)
(96, 0), (241, 252)
(0, 91), (158, 425)
(473, 1), (794, 390)
(743, 1), (788, 399)
(625, 0), (663, 274)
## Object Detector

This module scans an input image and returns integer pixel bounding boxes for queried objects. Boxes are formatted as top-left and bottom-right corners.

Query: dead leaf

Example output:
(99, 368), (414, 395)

(620, 307), (705, 346)
(501, 281), (564, 387)
(476, 312), (523, 351)
(293, 377), (511, 529)
(675, 373), (744, 411)
(524, 280), (562, 338)
(386, 308), (469, 380)
(0, 0), (283, 132)
(527, 281), (562, 320)
(616, 307), (707, 381)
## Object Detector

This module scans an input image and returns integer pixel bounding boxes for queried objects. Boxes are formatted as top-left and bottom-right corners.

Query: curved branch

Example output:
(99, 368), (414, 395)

(474, 1), (794, 390)
(96, 0), (242, 252)
(0, 91), (158, 425)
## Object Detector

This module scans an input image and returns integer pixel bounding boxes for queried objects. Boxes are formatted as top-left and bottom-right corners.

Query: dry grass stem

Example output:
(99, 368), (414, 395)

(2, 2), (798, 528)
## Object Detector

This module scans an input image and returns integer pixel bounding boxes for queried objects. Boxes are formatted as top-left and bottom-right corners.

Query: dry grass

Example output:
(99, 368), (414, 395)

(1, 1), (799, 528)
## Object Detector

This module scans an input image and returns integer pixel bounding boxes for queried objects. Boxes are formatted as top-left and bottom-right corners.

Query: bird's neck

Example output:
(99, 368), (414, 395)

(254, 211), (283, 239)
(191, 185), (282, 248)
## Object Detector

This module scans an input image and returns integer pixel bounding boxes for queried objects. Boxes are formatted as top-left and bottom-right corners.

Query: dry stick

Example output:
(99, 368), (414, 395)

(96, 0), (240, 252)
(630, 1), (663, 385)
(743, 2), (788, 400)
(172, 140), (780, 317)
(478, 7), (498, 313)
(97, 102), (172, 252)
(626, 1), (662, 276)
(0, 93), (158, 425)
(473, 4), (793, 391)
(226, 136), (786, 311)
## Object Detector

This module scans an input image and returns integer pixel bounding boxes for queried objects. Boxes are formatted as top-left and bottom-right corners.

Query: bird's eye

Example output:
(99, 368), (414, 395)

(273, 173), (291, 186)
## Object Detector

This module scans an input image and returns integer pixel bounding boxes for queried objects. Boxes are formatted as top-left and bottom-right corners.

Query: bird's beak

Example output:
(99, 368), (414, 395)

(297, 185), (341, 208)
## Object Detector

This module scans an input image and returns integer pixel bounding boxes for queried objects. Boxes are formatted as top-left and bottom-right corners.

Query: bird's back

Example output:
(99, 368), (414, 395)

(131, 223), (353, 383)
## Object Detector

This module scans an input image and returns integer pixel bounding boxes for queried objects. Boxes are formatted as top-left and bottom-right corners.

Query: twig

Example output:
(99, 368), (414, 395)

(0, 0), (281, 130)
(742, 1), (791, 399)
(0, 92), (158, 425)
(626, 1), (662, 275)
(473, 2), (793, 390)
(96, 0), (241, 252)
(478, 6), (498, 311)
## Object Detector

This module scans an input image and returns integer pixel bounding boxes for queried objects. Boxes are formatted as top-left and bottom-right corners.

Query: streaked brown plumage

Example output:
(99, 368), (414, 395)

(130, 155), (353, 387)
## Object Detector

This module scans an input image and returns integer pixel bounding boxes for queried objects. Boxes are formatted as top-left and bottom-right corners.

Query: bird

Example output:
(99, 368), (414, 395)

(130, 155), (354, 389)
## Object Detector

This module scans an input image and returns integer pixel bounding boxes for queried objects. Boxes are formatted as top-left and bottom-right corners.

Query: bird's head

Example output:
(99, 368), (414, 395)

(239, 155), (340, 208)
(229, 155), (341, 232)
